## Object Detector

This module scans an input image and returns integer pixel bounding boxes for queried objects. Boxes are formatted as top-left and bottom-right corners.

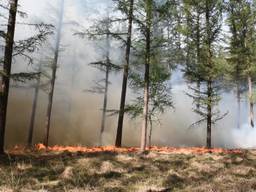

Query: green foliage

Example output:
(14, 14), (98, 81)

(182, 0), (227, 127)
(128, 54), (173, 122)
(124, 0), (174, 125)
(226, 0), (256, 81)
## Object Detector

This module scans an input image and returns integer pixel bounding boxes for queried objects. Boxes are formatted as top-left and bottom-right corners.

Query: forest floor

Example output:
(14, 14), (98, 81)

(0, 146), (256, 192)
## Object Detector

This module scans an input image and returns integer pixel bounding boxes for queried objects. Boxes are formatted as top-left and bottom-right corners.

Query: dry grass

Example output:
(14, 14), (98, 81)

(0, 149), (256, 192)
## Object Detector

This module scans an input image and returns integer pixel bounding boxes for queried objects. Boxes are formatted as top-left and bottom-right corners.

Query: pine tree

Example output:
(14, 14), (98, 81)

(77, 5), (124, 145)
(184, 0), (225, 148)
(0, 0), (18, 154)
(44, 0), (65, 147)
(182, 0), (204, 111)
(115, 0), (134, 147)
(139, 0), (153, 152)
(27, 61), (42, 147)
(123, 0), (172, 151)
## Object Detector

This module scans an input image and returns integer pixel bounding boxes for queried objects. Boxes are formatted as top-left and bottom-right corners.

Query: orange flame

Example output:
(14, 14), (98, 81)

(29, 144), (242, 155)
(7, 144), (242, 155)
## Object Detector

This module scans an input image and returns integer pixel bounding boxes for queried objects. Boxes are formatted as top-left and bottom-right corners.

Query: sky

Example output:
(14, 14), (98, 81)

(2, 0), (256, 149)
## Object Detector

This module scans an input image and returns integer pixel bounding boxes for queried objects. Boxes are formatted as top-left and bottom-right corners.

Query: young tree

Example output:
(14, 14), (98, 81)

(44, 0), (65, 147)
(77, 6), (124, 145)
(115, 0), (134, 147)
(127, 63), (172, 148)
(140, 0), (153, 152)
(203, 0), (224, 148)
(124, 0), (173, 151)
(27, 61), (42, 147)
(184, 0), (225, 148)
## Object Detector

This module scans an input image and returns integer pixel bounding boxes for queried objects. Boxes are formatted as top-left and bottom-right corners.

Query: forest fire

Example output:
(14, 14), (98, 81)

(2, 0), (256, 191)
(8, 144), (242, 155)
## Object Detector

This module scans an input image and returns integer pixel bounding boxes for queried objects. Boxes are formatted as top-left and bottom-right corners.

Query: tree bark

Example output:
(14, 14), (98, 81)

(115, 0), (134, 147)
(196, 10), (201, 111)
(148, 115), (153, 148)
(140, 0), (152, 152)
(236, 82), (241, 129)
(196, 80), (201, 111)
(205, 0), (212, 149)
(44, 0), (65, 147)
(206, 80), (212, 149)
(27, 64), (41, 147)
(0, 0), (18, 154)
(248, 75), (254, 128)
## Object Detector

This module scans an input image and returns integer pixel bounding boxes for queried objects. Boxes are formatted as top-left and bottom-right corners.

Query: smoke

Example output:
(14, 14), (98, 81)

(232, 123), (256, 148)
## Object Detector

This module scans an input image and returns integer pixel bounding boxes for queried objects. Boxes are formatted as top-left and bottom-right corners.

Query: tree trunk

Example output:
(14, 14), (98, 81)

(205, 0), (212, 149)
(27, 64), (41, 147)
(115, 0), (134, 147)
(99, 22), (111, 145)
(44, 0), (65, 147)
(0, 0), (18, 154)
(148, 115), (153, 148)
(196, 81), (201, 111)
(167, 22), (171, 69)
(100, 58), (110, 146)
(248, 76), (254, 128)
(196, 10), (201, 111)
(236, 82), (241, 129)
(206, 80), (212, 149)
(140, 0), (152, 152)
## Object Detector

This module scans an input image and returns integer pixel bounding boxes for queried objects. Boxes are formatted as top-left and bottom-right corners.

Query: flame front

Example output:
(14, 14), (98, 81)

(27, 144), (242, 155)
(7, 144), (242, 155)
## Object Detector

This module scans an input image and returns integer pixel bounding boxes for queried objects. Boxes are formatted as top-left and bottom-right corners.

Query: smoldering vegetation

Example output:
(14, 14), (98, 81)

(2, 0), (256, 149)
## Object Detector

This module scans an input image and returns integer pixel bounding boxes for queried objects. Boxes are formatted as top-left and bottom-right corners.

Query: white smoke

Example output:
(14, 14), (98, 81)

(232, 123), (256, 148)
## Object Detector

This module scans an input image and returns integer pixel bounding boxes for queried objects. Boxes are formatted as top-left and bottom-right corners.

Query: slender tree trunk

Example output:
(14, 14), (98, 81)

(0, 0), (18, 154)
(167, 22), (171, 69)
(196, 10), (201, 111)
(141, 72), (149, 152)
(27, 64), (42, 147)
(115, 0), (134, 147)
(140, 0), (152, 152)
(185, 15), (190, 68)
(100, 58), (110, 145)
(248, 75), (254, 128)
(236, 82), (241, 129)
(99, 26), (111, 145)
(206, 80), (212, 149)
(44, 0), (65, 147)
(196, 80), (201, 111)
(205, 0), (212, 149)
(148, 115), (153, 148)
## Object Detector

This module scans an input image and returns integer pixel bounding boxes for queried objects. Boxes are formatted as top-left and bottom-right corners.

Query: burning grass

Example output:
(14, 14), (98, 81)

(0, 145), (255, 192)
(8, 144), (243, 155)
